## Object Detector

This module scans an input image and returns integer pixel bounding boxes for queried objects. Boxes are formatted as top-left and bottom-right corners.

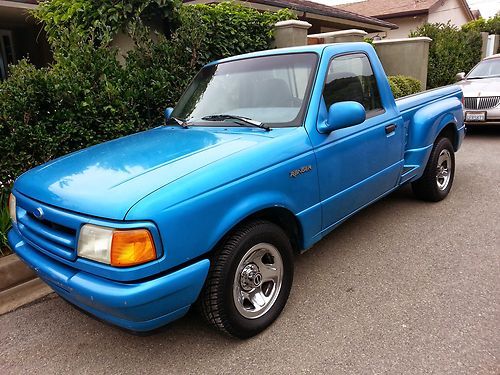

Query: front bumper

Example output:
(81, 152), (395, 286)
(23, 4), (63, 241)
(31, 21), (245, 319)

(8, 228), (210, 332)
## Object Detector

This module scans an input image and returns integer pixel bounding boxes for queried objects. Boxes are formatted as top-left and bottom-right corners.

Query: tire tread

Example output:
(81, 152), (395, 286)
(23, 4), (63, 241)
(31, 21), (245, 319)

(199, 220), (280, 337)
(412, 137), (455, 202)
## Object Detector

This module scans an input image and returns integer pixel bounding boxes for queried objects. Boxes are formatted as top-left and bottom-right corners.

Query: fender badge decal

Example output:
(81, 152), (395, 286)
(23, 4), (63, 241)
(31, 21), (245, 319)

(289, 165), (312, 178)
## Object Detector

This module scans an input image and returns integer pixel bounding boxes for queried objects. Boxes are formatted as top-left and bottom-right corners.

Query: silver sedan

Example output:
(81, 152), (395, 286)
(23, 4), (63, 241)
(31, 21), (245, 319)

(456, 54), (500, 126)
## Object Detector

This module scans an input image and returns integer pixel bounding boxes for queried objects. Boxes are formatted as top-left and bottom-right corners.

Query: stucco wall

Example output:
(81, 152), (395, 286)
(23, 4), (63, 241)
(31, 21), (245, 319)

(373, 37), (432, 89)
(428, 0), (470, 26)
(380, 0), (471, 39)
(383, 15), (428, 38)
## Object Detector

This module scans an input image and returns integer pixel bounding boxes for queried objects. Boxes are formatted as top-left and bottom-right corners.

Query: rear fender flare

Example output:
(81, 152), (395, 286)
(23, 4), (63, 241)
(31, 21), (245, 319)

(408, 96), (462, 150)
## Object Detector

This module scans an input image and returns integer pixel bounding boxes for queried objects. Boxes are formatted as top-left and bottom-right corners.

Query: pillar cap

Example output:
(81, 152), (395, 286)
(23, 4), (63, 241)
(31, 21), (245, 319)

(275, 20), (312, 30)
(373, 37), (432, 45)
(308, 29), (368, 39)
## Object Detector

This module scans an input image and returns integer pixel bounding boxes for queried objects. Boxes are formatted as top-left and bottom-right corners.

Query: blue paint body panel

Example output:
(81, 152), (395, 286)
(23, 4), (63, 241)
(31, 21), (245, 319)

(8, 43), (465, 332)
(9, 228), (209, 331)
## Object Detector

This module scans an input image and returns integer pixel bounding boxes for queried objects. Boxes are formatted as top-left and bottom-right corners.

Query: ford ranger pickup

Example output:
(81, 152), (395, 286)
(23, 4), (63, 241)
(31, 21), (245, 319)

(8, 43), (465, 338)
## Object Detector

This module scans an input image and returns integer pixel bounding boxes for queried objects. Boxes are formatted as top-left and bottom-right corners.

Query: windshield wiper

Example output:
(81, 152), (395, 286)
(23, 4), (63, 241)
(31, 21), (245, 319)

(201, 114), (270, 131)
(167, 116), (190, 129)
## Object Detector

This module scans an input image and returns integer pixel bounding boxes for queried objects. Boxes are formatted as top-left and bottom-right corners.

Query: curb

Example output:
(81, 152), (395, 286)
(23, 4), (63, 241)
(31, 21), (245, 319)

(0, 254), (53, 315)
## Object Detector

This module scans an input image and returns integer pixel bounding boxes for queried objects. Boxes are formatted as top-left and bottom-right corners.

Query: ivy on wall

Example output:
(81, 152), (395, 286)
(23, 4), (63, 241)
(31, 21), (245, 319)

(34, 0), (182, 46)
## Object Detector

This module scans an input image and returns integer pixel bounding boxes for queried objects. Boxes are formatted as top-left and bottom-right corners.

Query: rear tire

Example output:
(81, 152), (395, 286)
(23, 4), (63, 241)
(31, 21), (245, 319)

(199, 220), (294, 339)
(412, 137), (455, 202)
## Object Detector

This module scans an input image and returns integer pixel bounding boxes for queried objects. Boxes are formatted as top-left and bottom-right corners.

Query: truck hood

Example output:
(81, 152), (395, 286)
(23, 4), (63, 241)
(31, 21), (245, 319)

(458, 77), (500, 97)
(15, 127), (269, 220)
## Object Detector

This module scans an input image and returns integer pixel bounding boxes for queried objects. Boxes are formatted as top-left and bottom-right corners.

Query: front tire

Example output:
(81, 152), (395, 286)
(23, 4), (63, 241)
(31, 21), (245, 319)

(199, 220), (294, 339)
(412, 137), (455, 202)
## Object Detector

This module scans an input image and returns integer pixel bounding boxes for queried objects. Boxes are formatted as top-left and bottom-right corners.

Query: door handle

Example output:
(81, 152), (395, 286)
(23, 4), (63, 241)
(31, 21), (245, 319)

(385, 124), (397, 134)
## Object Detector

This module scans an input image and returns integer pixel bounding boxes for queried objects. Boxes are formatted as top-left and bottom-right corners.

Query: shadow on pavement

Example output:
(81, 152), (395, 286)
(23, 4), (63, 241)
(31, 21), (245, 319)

(465, 125), (500, 137)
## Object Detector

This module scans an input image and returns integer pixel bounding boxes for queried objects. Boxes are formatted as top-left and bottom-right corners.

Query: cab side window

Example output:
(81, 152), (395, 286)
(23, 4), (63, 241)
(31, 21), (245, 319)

(323, 53), (383, 117)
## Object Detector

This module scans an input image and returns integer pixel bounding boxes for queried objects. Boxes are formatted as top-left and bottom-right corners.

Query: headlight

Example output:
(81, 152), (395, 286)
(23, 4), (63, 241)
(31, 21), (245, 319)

(8, 193), (16, 223)
(77, 224), (156, 267)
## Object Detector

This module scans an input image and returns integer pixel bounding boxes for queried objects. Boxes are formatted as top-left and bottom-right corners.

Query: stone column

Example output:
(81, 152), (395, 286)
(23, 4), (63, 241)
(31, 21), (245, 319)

(307, 29), (368, 44)
(480, 32), (489, 59)
(373, 37), (432, 89)
(493, 35), (500, 55)
(273, 20), (312, 48)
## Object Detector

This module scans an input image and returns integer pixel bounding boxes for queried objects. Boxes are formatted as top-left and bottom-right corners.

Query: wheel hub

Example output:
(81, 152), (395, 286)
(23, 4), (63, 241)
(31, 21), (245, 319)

(233, 243), (284, 319)
(240, 263), (263, 291)
(436, 149), (452, 191)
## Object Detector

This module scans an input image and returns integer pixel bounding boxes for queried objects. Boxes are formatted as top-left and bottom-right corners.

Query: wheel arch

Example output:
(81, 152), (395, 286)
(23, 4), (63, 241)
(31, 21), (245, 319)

(436, 122), (459, 151)
(210, 206), (304, 256)
(409, 96), (462, 151)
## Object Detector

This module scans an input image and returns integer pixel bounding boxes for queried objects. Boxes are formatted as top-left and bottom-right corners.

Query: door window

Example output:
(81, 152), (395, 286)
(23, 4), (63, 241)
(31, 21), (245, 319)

(323, 53), (383, 117)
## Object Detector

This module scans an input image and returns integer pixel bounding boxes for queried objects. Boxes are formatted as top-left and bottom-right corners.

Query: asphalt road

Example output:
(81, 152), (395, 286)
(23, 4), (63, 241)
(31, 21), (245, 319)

(1, 127), (499, 375)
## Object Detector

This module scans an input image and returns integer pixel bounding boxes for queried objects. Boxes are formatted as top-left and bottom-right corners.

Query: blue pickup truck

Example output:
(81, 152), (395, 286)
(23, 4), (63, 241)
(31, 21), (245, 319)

(8, 43), (465, 338)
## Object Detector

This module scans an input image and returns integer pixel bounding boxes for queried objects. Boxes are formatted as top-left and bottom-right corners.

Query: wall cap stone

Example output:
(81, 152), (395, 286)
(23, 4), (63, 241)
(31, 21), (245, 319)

(373, 37), (432, 45)
(308, 29), (368, 38)
(275, 20), (312, 29)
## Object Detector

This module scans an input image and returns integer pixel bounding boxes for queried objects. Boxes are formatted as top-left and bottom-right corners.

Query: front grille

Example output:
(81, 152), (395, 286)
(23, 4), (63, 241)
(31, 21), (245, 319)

(464, 96), (500, 110)
(16, 201), (77, 261)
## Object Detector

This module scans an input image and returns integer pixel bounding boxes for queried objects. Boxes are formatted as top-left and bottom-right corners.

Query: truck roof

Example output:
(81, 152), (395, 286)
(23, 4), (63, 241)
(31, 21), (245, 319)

(208, 42), (372, 66)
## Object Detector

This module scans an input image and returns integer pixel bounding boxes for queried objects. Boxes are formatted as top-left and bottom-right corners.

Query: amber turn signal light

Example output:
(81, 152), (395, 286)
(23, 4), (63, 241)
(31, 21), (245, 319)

(110, 229), (156, 267)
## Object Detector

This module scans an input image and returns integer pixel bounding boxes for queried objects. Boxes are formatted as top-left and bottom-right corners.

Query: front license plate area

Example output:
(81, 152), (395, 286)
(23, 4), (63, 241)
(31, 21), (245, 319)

(465, 111), (486, 122)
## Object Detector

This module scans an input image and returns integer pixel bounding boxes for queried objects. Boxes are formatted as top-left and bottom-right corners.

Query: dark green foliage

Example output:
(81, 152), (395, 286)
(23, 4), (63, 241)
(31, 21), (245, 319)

(387, 75), (422, 99)
(34, 0), (182, 47)
(0, 192), (11, 256)
(410, 23), (482, 88)
(462, 15), (500, 35)
(388, 75), (422, 99)
(462, 15), (500, 53)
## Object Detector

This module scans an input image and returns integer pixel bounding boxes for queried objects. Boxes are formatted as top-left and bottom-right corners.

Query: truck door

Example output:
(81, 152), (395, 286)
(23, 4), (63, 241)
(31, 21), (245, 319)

(312, 51), (405, 230)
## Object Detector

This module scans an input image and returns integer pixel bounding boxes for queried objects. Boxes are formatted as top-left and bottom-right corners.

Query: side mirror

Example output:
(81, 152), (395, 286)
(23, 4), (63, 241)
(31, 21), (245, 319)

(455, 72), (465, 82)
(164, 107), (174, 122)
(319, 101), (366, 133)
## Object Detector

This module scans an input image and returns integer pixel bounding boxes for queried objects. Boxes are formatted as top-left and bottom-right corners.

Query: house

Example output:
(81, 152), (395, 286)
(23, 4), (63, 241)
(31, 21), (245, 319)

(184, 0), (398, 33)
(0, 0), (50, 80)
(336, 0), (476, 38)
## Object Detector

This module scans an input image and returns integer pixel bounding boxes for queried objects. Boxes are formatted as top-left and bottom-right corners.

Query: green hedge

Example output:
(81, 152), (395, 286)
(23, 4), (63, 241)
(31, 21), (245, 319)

(410, 23), (482, 89)
(35, 0), (182, 47)
(462, 15), (500, 35)
(388, 75), (422, 99)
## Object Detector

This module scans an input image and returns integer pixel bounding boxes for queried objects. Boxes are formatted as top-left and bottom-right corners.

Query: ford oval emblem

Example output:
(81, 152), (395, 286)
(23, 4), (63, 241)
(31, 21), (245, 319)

(33, 207), (44, 220)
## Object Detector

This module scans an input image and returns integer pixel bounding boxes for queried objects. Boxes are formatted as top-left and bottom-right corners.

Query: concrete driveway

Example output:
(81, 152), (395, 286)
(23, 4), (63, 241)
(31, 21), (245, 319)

(1, 128), (498, 375)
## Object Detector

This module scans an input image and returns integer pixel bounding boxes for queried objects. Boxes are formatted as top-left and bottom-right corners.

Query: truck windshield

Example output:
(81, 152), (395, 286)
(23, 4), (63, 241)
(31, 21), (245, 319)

(171, 53), (318, 128)
(467, 58), (500, 79)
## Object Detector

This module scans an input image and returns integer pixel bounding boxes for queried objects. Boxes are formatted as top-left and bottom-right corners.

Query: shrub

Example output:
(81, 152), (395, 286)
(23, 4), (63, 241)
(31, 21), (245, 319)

(34, 0), (182, 47)
(388, 75), (422, 98)
(462, 15), (500, 35)
(410, 23), (482, 88)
